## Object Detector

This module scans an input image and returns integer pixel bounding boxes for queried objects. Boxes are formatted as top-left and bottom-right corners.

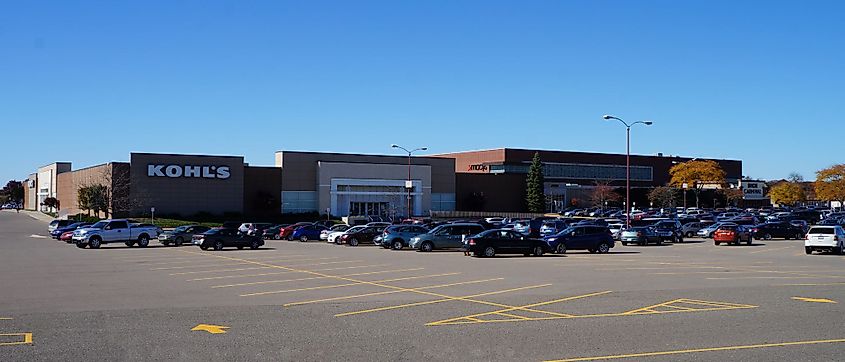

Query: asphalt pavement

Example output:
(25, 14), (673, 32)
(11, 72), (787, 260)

(1, 210), (844, 361)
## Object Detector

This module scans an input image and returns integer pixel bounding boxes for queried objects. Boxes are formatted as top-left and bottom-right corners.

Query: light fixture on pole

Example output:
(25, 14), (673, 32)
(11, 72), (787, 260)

(391, 144), (428, 220)
(602, 115), (653, 229)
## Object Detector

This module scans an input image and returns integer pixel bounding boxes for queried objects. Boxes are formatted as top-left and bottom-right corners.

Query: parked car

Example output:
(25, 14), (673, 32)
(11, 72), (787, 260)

(681, 221), (713, 238)
(539, 220), (569, 237)
(466, 229), (550, 257)
(279, 222), (314, 240)
(543, 225), (614, 254)
(50, 222), (90, 239)
(652, 220), (684, 243)
(329, 225), (365, 244)
(750, 222), (805, 240)
(159, 225), (211, 246)
(320, 224), (350, 240)
(60, 223), (92, 243)
(262, 224), (288, 240)
(620, 227), (663, 246)
(713, 224), (752, 245)
(410, 223), (486, 252)
(608, 223), (625, 240)
(696, 223), (725, 238)
(192, 228), (264, 251)
(72, 219), (160, 249)
(239, 223), (274, 236)
(804, 226), (844, 254)
(291, 224), (329, 242)
(48, 219), (78, 233)
(376, 225), (429, 250)
(340, 226), (387, 246)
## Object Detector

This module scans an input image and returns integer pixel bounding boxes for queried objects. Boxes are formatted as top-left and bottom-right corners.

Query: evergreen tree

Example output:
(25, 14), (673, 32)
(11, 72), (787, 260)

(525, 152), (545, 212)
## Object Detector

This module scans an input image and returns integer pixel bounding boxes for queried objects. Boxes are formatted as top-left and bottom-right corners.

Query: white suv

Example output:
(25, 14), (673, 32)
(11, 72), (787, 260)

(805, 226), (845, 255)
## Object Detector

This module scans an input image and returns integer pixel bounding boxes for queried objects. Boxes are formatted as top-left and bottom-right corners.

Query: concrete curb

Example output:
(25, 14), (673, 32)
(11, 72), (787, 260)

(7, 210), (55, 223)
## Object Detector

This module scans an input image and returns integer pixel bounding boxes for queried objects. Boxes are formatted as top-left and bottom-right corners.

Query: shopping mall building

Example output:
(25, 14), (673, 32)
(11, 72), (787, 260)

(22, 148), (743, 218)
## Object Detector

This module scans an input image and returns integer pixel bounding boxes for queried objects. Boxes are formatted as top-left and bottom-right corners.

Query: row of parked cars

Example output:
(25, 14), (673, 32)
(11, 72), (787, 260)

(47, 204), (845, 255)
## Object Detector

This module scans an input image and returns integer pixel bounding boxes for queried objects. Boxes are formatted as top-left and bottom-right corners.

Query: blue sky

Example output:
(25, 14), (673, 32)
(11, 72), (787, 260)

(2, 0), (843, 183)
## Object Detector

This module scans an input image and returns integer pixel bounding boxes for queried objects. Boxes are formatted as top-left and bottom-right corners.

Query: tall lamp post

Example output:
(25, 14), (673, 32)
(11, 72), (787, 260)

(391, 144), (428, 220)
(602, 115), (653, 228)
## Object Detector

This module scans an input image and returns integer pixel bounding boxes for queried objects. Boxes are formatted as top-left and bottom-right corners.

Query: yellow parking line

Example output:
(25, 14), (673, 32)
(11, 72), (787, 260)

(0, 333), (33, 346)
(240, 273), (461, 297)
(335, 284), (552, 317)
(427, 291), (610, 325)
(596, 266), (726, 271)
(186, 264), (390, 281)
(175, 250), (541, 312)
(544, 338), (845, 362)
(211, 268), (425, 288)
(283, 278), (505, 307)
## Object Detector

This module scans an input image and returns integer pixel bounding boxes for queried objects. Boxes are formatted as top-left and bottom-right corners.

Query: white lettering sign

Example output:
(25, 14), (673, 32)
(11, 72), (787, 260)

(741, 181), (766, 200)
(147, 164), (231, 180)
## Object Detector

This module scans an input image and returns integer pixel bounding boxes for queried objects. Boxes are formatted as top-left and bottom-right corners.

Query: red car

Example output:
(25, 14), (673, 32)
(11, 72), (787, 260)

(279, 222), (313, 241)
(714, 224), (752, 246)
(60, 231), (75, 243)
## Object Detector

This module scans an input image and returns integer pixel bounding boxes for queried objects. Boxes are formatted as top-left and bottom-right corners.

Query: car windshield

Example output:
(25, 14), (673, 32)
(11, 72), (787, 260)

(554, 227), (575, 236)
(345, 226), (366, 233)
(88, 221), (108, 229)
(174, 226), (189, 232)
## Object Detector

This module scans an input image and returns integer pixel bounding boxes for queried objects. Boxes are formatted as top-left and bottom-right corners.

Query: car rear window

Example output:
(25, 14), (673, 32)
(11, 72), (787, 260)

(808, 227), (835, 235)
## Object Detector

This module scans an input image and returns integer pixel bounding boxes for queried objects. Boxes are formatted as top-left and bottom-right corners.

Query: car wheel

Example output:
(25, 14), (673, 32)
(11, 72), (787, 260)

(483, 246), (496, 257)
(237, 246), (244, 250)
(656, 238), (663, 246)
(214, 241), (224, 251)
(273, 234), (281, 240)
(805, 246), (812, 255)
(200, 246), (209, 251)
(175, 237), (183, 247)
(89, 237), (101, 249)
(137, 235), (149, 248)
(251, 241), (260, 250)
(392, 240), (404, 250)
(162, 241), (170, 246)
(532, 246), (544, 257)
(75, 240), (87, 248)
(420, 242), (433, 252)
(747, 236), (753, 245)
(715, 241), (720, 246)
(796, 233), (803, 240)
(677, 236), (684, 243)
(349, 238), (359, 247)
(555, 243), (566, 254)
(125, 240), (134, 247)
(286, 235), (294, 241)
(764, 233), (772, 240)
(685, 232), (694, 238)
(597, 242), (610, 254)
(639, 240), (647, 246)
(300, 235), (308, 242)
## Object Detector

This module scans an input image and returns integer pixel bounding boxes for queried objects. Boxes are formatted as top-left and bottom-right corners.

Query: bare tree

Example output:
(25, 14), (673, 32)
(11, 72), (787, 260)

(589, 180), (621, 208)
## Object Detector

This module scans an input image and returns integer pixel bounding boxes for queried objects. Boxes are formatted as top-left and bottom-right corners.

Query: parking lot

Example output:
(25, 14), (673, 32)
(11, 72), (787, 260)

(2, 210), (845, 361)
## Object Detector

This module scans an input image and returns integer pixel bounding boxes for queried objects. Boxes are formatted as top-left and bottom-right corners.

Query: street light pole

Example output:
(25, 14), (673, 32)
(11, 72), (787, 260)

(603, 115), (653, 229)
(391, 144), (428, 220)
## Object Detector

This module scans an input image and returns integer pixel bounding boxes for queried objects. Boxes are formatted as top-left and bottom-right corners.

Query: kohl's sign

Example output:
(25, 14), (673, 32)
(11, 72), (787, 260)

(147, 164), (231, 180)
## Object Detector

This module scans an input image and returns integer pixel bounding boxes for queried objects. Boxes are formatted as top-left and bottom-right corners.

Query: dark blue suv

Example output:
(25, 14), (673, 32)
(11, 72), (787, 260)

(543, 225), (614, 254)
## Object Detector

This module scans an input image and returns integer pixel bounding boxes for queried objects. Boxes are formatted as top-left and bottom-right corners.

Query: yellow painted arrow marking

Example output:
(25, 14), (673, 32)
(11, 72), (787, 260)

(191, 324), (230, 334)
(792, 297), (837, 304)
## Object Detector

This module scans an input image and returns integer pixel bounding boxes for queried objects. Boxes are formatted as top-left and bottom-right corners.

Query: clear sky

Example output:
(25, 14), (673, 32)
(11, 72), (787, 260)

(2, 0), (843, 183)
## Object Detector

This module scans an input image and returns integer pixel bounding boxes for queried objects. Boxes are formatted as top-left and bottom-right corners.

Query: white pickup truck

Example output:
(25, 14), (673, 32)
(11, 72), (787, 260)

(72, 219), (159, 249)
